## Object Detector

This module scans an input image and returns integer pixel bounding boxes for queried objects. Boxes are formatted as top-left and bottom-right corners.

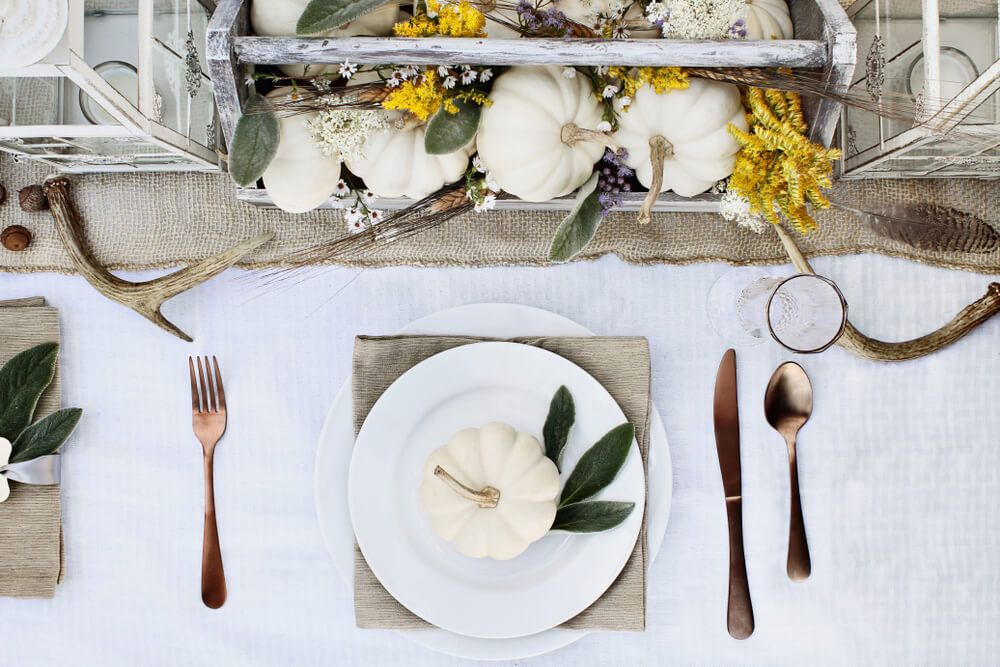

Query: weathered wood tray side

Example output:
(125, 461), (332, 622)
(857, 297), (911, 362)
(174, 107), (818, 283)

(207, 0), (856, 212)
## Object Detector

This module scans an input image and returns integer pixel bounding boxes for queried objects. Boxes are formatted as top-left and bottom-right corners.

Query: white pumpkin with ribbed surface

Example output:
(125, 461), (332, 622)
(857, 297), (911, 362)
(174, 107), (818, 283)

(346, 111), (474, 199)
(420, 422), (560, 560)
(478, 65), (607, 202)
(250, 0), (399, 76)
(743, 0), (793, 40)
(615, 79), (748, 198)
(554, 0), (660, 37)
(262, 87), (342, 213)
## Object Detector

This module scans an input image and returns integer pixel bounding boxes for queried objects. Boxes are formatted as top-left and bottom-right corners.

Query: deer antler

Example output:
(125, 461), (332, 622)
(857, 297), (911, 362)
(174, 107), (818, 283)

(43, 177), (273, 342)
(774, 223), (1000, 362)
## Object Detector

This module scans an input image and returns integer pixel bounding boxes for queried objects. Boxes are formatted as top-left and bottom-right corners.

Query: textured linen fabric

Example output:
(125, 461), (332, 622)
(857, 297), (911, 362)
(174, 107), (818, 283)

(0, 256), (999, 664)
(1, 156), (999, 274)
(0, 298), (64, 597)
(351, 335), (650, 631)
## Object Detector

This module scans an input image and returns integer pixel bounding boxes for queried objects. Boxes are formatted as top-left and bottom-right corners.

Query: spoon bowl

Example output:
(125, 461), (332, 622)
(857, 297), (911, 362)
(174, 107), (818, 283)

(764, 362), (814, 581)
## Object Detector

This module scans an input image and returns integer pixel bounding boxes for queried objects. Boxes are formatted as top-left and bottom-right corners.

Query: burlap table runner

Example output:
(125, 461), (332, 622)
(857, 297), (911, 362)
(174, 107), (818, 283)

(1, 156), (998, 275)
(352, 335), (650, 631)
(0, 297), (64, 598)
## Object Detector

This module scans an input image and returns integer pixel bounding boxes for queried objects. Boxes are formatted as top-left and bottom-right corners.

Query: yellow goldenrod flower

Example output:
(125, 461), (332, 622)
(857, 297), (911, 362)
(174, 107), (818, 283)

(727, 88), (841, 234)
(394, 0), (486, 38)
(382, 71), (446, 121)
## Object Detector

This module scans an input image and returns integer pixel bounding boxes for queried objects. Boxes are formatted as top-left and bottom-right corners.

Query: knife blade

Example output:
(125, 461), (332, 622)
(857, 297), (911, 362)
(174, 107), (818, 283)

(714, 348), (754, 640)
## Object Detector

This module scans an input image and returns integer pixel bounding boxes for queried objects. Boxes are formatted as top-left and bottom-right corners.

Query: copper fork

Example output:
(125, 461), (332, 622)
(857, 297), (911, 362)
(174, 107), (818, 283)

(189, 356), (228, 609)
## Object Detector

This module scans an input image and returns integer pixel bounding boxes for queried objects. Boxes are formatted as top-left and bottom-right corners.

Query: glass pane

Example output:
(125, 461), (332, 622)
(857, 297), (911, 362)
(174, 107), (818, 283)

(150, 0), (216, 147)
(0, 78), (62, 126)
(0, 135), (167, 165)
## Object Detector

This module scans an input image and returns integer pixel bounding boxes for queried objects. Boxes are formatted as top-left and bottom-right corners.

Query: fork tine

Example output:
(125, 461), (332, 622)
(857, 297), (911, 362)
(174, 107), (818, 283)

(196, 357), (209, 415)
(188, 357), (201, 412)
(203, 356), (218, 413)
(212, 356), (226, 412)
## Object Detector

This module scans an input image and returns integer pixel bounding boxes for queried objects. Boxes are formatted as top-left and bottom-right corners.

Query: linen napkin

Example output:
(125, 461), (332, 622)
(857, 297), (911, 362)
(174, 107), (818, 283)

(352, 335), (651, 632)
(0, 297), (65, 598)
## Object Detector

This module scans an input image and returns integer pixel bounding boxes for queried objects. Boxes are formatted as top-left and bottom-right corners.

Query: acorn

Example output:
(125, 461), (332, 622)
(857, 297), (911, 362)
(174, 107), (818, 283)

(18, 184), (48, 212)
(1, 225), (32, 252)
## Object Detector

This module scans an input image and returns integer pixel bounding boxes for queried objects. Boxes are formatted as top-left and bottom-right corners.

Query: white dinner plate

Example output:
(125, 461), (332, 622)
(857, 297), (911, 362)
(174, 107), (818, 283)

(0, 0), (68, 70)
(350, 342), (645, 639)
(314, 303), (672, 659)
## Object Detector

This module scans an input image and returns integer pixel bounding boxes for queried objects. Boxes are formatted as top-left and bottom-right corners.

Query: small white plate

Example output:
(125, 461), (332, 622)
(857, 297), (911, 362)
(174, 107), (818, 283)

(0, 0), (68, 69)
(349, 342), (645, 639)
(315, 303), (672, 659)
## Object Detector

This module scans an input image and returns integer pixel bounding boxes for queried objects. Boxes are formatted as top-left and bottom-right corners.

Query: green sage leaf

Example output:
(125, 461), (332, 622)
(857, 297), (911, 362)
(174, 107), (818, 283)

(551, 501), (636, 533)
(559, 423), (635, 507)
(0, 342), (58, 441)
(10, 408), (82, 464)
(543, 385), (575, 470)
(229, 94), (279, 187)
(548, 174), (604, 263)
(424, 99), (481, 155)
(297, 0), (392, 34)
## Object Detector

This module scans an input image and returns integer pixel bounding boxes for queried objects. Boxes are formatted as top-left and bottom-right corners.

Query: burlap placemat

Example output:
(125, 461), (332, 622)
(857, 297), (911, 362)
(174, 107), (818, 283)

(2, 152), (998, 275)
(352, 335), (650, 631)
(0, 297), (64, 598)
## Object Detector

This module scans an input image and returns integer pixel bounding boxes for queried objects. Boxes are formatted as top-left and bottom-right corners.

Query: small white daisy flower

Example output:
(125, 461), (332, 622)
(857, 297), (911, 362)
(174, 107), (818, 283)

(602, 85), (620, 98)
(360, 190), (377, 207)
(472, 155), (486, 173)
(243, 74), (256, 88)
(595, 65), (609, 75)
(460, 70), (477, 85)
(437, 65), (451, 77)
(386, 72), (402, 87)
(335, 179), (351, 197)
(367, 209), (385, 224)
(562, 67), (577, 79)
(474, 193), (497, 212)
(597, 120), (613, 133)
(478, 68), (493, 82)
(338, 60), (358, 79)
(619, 95), (632, 107)
(443, 75), (458, 89)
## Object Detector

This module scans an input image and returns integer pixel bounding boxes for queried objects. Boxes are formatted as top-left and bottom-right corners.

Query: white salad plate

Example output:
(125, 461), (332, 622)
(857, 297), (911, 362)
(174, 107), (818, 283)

(315, 303), (673, 660)
(0, 0), (68, 69)
(350, 341), (646, 639)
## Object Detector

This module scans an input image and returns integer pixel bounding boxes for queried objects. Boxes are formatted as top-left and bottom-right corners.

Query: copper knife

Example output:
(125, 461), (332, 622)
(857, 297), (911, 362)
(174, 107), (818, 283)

(714, 349), (754, 640)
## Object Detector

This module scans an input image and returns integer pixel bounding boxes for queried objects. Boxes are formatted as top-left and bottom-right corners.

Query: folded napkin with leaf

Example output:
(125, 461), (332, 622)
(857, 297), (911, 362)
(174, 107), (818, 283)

(352, 335), (650, 632)
(0, 298), (68, 598)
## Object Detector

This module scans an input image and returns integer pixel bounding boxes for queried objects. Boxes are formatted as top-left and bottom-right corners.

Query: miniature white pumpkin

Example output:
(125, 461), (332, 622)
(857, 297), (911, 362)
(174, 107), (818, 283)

(345, 111), (475, 199)
(554, 0), (660, 37)
(478, 65), (611, 202)
(250, 0), (400, 76)
(262, 87), (342, 213)
(420, 422), (560, 560)
(614, 78), (748, 221)
(743, 0), (792, 40)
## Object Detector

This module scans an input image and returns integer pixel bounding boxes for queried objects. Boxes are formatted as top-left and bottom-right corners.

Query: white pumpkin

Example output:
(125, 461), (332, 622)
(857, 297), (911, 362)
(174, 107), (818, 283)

(345, 111), (474, 199)
(420, 422), (560, 560)
(478, 65), (609, 202)
(250, 0), (399, 76)
(614, 79), (748, 209)
(554, 0), (660, 37)
(262, 87), (342, 213)
(743, 0), (792, 40)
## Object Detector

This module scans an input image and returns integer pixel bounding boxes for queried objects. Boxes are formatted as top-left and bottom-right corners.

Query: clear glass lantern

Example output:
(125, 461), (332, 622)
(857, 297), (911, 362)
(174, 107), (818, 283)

(0, 0), (219, 172)
(841, 0), (1000, 178)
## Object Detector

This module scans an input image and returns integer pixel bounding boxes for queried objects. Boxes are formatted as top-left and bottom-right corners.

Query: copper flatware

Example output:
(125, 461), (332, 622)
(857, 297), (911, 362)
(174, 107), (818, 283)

(764, 361), (813, 581)
(189, 356), (228, 609)
(713, 349), (754, 639)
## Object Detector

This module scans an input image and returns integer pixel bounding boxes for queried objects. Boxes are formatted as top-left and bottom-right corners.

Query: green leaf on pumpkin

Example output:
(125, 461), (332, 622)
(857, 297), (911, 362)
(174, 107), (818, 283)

(10, 408), (82, 464)
(548, 174), (604, 263)
(229, 94), (279, 187)
(543, 385), (575, 470)
(297, 0), (393, 35)
(0, 342), (58, 441)
(559, 423), (635, 507)
(551, 500), (636, 533)
(424, 99), (481, 155)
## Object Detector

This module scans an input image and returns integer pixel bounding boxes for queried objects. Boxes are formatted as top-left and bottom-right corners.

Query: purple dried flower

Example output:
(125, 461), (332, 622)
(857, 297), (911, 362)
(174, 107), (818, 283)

(728, 19), (747, 39)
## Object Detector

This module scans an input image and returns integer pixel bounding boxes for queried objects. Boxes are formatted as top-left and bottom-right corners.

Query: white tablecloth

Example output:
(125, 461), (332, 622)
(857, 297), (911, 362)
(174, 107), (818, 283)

(1, 255), (999, 666)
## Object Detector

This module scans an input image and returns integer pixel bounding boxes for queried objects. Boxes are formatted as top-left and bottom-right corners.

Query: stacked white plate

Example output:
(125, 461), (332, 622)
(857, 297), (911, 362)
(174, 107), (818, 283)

(315, 304), (673, 660)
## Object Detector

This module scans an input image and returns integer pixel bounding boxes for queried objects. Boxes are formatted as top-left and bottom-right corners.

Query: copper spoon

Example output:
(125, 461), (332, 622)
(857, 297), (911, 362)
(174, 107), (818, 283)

(764, 362), (812, 581)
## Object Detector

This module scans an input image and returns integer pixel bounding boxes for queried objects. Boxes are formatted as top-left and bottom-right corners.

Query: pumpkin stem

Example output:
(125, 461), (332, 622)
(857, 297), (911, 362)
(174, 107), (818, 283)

(637, 135), (673, 225)
(560, 123), (619, 151)
(434, 465), (501, 509)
